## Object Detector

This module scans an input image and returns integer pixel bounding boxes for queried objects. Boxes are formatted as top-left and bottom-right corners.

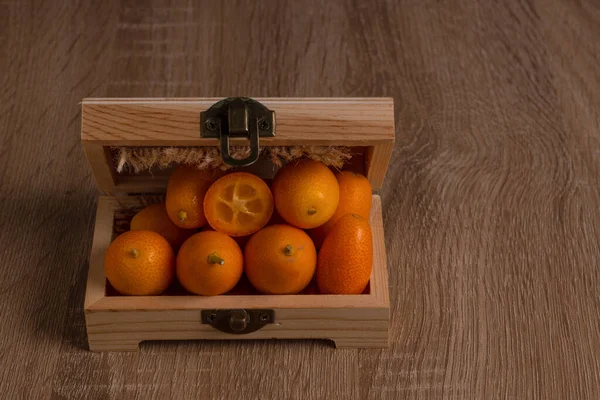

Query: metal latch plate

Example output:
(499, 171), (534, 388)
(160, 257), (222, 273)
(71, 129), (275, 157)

(200, 97), (275, 167)
(201, 309), (275, 335)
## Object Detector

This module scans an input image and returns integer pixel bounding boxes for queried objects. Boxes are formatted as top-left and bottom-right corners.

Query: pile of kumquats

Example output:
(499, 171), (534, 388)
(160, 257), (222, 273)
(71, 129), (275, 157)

(104, 159), (373, 296)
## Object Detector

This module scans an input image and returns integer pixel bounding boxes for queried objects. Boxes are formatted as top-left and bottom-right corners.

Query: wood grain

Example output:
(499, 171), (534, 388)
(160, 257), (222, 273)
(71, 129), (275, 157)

(2, 0), (600, 399)
(81, 142), (120, 194)
(81, 98), (395, 145)
(365, 141), (395, 193)
(81, 98), (394, 192)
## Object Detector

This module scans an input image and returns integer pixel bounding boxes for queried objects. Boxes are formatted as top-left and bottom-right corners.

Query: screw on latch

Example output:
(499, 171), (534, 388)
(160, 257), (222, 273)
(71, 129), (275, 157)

(206, 313), (217, 323)
(258, 118), (270, 131)
(200, 97), (275, 167)
(205, 118), (218, 132)
(259, 313), (270, 323)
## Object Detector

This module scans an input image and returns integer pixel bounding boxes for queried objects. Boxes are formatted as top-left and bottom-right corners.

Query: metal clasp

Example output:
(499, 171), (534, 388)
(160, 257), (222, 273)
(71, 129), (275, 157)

(200, 97), (275, 167)
(202, 309), (274, 334)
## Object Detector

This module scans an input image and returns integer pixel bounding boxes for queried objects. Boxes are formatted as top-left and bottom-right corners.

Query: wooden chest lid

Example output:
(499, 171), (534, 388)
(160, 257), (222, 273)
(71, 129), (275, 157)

(80, 97), (395, 193)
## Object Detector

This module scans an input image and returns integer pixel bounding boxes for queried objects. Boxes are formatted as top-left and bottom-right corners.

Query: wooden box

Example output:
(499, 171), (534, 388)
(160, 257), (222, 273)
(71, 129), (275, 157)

(81, 97), (395, 351)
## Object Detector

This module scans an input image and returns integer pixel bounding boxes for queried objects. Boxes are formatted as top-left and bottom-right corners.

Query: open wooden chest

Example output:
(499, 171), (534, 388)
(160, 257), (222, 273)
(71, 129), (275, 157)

(81, 97), (395, 351)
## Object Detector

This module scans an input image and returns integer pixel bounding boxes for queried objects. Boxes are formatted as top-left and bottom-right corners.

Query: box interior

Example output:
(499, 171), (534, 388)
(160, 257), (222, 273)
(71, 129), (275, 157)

(107, 193), (370, 297)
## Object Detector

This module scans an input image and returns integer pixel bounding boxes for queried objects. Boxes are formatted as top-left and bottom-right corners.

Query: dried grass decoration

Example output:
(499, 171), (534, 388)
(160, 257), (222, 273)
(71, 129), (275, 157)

(113, 146), (353, 174)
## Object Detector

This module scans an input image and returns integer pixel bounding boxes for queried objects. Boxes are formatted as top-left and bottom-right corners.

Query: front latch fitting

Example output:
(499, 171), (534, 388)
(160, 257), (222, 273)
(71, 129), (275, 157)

(200, 97), (275, 167)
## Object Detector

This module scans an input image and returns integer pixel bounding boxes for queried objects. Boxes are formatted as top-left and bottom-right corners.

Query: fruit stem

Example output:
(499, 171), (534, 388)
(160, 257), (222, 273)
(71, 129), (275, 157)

(283, 244), (293, 256)
(307, 207), (317, 215)
(207, 252), (225, 265)
(131, 249), (139, 258)
(178, 210), (187, 222)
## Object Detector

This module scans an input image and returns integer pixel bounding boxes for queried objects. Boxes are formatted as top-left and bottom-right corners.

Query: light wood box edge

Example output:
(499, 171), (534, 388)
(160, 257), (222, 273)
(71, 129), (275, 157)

(84, 195), (390, 351)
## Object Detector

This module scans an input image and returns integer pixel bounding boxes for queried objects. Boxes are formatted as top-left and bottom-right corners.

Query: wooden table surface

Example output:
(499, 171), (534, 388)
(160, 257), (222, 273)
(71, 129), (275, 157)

(2, 1), (599, 398)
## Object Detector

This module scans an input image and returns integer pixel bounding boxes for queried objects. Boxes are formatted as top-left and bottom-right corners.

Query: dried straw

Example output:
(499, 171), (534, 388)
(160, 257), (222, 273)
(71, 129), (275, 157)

(113, 146), (352, 174)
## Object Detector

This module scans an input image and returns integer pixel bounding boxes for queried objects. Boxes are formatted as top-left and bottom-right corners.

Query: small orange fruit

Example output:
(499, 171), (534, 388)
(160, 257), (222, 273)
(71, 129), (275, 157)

(310, 171), (372, 248)
(166, 166), (221, 229)
(130, 203), (195, 250)
(272, 159), (339, 229)
(104, 230), (175, 295)
(204, 172), (274, 237)
(317, 214), (372, 294)
(202, 224), (250, 249)
(245, 224), (317, 294)
(176, 231), (243, 295)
